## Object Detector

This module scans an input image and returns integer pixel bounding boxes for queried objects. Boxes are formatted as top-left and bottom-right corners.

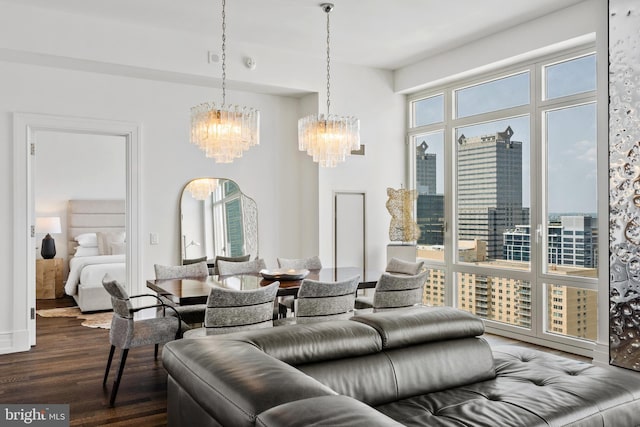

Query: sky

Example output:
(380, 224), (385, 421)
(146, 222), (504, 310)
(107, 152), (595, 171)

(413, 53), (597, 216)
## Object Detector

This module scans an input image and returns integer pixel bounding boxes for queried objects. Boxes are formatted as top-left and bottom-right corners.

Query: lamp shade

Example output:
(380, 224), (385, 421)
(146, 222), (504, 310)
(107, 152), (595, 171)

(36, 217), (61, 234)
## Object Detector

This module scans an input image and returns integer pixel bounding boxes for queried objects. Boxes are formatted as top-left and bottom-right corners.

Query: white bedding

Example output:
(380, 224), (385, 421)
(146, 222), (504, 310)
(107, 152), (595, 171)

(65, 254), (126, 296)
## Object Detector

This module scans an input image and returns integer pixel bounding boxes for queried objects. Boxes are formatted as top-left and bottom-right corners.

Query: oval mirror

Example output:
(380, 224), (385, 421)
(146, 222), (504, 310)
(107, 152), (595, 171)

(180, 178), (258, 265)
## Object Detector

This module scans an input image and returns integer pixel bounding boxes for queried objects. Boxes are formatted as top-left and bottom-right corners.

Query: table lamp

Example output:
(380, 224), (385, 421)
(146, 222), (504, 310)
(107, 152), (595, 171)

(36, 216), (61, 259)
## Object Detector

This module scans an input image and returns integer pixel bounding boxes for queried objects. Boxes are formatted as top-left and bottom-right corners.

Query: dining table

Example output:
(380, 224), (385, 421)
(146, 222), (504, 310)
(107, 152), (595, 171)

(146, 266), (382, 306)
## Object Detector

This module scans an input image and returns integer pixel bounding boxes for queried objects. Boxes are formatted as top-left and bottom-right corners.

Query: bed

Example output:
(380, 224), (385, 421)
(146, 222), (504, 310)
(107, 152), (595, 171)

(64, 199), (126, 312)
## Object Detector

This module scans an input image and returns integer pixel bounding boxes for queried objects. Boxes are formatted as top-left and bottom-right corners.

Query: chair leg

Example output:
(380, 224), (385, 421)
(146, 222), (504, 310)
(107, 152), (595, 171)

(103, 345), (116, 386)
(154, 343), (159, 360)
(109, 348), (129, 407)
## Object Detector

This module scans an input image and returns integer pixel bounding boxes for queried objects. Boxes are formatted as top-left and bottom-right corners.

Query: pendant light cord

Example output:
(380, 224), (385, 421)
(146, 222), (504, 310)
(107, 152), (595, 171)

(325, 7), (331, 116)
(221, 0), (227, 107)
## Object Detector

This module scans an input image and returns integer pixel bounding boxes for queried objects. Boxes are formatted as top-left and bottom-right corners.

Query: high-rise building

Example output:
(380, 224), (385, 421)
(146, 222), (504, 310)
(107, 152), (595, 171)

(416, 140), (444, 245)
(503, 216), (597, 268)
(457, 126), (529, 259)
(416, 141), (437, 195)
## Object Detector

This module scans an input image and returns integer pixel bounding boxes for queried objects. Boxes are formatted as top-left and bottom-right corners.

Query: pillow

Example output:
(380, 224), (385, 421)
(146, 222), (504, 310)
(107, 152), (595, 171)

(97, 231), (126, 255)
(385, 258), (425, 276)
(110, 242), (126, 255)
(74, 246), (100, 257)
(75, 233), (98, 248)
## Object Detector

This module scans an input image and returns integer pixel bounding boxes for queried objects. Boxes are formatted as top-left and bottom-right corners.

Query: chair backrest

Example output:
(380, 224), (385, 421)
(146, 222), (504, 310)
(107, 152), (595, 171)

(182, 256), (208, 265)
(204, 281), (280, 334)
(217, 258), (266, 275)
(296, 275), (360, 323)
(102, 274), (133, 319)
(211, 254), (251, 274)
(385, 258), (425, 276)
(277, 256), (322, 270)
(373, 270), (430, 310)
(154, 261), (209, 280)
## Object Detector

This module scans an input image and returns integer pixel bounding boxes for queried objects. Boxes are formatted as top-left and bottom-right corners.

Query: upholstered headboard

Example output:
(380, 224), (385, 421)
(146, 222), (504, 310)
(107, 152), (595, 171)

(67, 199), (125, 255)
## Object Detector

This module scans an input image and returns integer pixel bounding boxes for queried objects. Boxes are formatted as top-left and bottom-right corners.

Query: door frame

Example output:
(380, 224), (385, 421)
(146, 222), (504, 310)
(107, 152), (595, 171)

(12, 113), (141, 350)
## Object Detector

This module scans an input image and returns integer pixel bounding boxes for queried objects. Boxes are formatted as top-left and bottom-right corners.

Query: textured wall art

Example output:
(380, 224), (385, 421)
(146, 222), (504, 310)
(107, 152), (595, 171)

(609, 0), (640, 371)
(386, 187), (421, 242)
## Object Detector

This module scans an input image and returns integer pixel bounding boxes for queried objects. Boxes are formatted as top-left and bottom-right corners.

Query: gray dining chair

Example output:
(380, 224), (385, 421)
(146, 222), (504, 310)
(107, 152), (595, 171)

(210, 254), (251, 275)
(355, 258), (425, 310)
(154, 261), (209, 325)
(183, 281), (281, 337)
(102, 274), (186, 407)
(216, 258), (267, 275)
(277, 255), (323, 270)
(276, 256), (323, 315)
(355, 269), (429, 311)
(276, 275), (360, 324)
(215, 258), (285, 319)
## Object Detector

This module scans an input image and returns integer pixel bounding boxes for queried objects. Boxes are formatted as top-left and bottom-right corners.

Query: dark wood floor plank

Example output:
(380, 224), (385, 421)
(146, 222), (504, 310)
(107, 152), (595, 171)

(0, 298), (168, 426)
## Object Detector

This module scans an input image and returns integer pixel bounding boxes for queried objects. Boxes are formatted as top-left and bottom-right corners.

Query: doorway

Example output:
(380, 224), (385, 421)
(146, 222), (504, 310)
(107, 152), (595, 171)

(13, 113), (141, 350)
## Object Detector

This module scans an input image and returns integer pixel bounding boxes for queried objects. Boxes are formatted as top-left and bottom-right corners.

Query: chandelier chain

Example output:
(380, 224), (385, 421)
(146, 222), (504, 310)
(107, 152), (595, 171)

(326, 9), (331, 116)
(221, 0), (227, 106)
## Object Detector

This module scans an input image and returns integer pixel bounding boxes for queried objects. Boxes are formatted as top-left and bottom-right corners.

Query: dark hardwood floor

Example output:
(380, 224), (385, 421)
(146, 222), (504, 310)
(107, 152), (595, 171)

(0, 297), (168, 426)
(0, 297), (590, 426)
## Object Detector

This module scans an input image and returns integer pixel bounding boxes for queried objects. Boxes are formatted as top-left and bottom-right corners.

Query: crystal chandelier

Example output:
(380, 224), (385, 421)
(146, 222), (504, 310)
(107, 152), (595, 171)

(298, 3), (360, 168)
(190, 0), (260, 163)
(186, 178), (219, 200)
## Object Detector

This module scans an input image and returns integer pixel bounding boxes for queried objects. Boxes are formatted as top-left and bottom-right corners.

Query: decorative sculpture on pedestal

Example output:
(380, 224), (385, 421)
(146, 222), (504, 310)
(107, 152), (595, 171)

(386, 187), (421, 243)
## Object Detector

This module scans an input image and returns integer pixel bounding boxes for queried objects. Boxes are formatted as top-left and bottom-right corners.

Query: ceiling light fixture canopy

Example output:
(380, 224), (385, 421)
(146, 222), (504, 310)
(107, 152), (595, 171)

(190, 0), (260, 163)
(298, 3), (360, 168)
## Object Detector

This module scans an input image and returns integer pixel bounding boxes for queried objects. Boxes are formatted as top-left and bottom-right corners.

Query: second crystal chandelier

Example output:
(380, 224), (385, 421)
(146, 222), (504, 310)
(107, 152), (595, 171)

(298, 3), (360, 168)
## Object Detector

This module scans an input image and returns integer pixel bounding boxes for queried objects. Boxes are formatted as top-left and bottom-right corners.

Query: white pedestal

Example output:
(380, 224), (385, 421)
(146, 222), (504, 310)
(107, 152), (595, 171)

(387, 244), (417, 263)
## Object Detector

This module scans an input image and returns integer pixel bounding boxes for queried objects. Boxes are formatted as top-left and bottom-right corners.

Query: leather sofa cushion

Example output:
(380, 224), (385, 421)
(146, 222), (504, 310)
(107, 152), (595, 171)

(163, 339), (336, 427)
(237, 320), (382, 365)
(376, 346), (640, 426)
(299, 337), (495, 406)
(256, 395), (403, 427)
(352, 306), (485, 349)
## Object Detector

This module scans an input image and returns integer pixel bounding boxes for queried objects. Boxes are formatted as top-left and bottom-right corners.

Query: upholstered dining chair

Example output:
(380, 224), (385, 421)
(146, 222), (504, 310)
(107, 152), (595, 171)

(182, 256), (207, 265)
(102, 274), (186, 407)
(277, 255), (323, 270)
(211, 254), (251, 275)
(216, 257), (266, 276)
(355, 258), (425, 310)
(276, 275), (360, 324)
(355, 270), (430, 312)
(215, 258), (285, 319)
(276, 256), (323, 316)
(154, 261), (209, 325)
(183, 281), (280, 337)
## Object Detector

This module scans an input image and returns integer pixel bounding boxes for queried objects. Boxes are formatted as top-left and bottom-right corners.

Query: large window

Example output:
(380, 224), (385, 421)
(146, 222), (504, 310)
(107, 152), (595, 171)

(408, 48), (598, 352)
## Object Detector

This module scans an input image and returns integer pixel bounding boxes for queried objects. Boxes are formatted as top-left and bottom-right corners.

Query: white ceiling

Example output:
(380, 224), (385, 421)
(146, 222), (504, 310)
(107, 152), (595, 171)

(4, 0), (587, 70)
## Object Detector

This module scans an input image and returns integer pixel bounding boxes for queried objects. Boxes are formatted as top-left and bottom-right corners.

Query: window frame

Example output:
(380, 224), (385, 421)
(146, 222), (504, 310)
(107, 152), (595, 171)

(407, 44), (597, 355)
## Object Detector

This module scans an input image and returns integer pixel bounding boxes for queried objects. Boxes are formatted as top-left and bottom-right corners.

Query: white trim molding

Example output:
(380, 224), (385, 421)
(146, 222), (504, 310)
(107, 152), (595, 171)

(11, 113), (141, 354)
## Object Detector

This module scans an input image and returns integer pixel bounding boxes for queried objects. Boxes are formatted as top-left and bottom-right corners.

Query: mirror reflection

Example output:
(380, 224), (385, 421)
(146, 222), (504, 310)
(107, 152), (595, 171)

(180, 178), (258, 264)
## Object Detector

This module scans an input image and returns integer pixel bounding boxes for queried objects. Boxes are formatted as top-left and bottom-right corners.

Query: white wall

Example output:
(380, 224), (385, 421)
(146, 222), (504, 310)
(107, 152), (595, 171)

(395, 0), (601, 93)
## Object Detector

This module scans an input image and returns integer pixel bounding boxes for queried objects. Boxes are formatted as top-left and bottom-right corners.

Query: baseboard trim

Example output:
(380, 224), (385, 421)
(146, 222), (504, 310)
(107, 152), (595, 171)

(0, 330), (30, 355)
(592, 341), (610, 368)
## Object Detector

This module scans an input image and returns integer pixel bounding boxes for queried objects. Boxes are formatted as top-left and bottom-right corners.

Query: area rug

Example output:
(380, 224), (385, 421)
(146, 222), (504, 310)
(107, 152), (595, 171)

(36, 307), (112, 329)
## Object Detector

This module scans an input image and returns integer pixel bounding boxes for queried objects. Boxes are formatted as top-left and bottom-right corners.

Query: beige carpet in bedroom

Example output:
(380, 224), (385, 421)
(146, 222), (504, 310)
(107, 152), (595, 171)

(36, 307), (112, 329)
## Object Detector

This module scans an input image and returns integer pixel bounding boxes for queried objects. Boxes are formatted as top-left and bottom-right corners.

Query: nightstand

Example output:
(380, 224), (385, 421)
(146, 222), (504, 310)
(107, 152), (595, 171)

(36, 258), (64, 299)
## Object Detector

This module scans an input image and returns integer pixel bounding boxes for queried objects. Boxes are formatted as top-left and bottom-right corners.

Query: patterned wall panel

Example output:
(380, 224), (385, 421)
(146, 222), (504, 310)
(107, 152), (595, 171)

(609, 0), (640, 370)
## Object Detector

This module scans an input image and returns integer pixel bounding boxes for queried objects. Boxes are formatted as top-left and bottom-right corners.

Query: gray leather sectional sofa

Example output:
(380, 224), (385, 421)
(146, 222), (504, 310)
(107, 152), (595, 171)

(162, 306), (640, 426)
